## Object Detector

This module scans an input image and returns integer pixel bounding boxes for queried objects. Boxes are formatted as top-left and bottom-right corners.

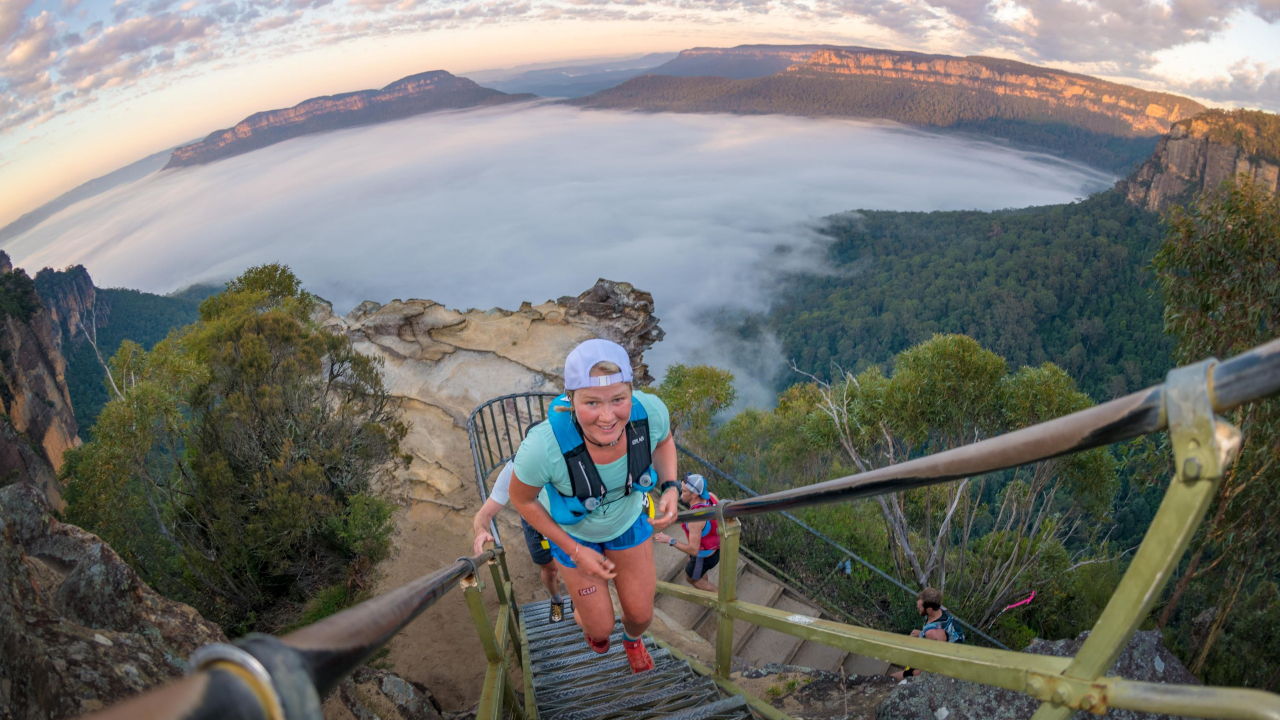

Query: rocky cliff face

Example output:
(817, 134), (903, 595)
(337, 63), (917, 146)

(0, 481), (226, 718)
(166, 71), (534, 169)
(791, 49), (1203, 135)
(877, 630), (1198, 720)
(32, 264), (106, 353)
(1123, 109), (1280, 212)
(0, 252), (78, 508)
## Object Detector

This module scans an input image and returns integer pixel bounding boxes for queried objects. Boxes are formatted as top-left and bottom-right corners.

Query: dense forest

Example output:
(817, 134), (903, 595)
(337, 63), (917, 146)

(768, 189), (1174, 401)
(573, 74), (1168, 172)
(663, 176), (1280, 688)
(60, 289), (204, 434)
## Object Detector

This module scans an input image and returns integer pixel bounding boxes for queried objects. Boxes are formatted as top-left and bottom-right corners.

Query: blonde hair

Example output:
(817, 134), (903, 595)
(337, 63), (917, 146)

(559, 361), (632, 410)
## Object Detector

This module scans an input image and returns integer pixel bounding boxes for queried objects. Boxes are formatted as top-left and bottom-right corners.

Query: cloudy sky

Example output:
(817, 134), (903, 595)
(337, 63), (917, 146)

(0, 0), (1278, 226)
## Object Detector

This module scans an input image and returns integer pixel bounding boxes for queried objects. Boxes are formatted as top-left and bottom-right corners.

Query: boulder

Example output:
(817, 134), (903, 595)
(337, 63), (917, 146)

(326, 666), (448, 720)
(877, 630), (1199, 720)
(0, 481), (226, 719)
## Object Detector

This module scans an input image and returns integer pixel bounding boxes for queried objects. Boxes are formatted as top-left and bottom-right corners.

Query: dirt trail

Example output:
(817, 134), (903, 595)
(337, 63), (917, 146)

(373, 492), (545, 712)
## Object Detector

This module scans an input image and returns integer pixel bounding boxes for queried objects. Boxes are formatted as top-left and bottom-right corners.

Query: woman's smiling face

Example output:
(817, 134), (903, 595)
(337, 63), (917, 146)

(572, 378), (632, 446)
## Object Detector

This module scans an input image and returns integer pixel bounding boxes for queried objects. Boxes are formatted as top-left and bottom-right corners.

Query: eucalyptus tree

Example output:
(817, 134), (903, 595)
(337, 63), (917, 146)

(807, 334), (1116, 626)
(1153, 176), (1280, 685)
(62, 264), (408, 631)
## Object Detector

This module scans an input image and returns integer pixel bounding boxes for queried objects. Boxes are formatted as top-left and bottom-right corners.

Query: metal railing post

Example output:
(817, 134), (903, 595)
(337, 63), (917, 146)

(488, 554), (524, 671)
(716, 517), (741, 680)
(1030, 359), (1242, 719)
(463, 573), (505, 720)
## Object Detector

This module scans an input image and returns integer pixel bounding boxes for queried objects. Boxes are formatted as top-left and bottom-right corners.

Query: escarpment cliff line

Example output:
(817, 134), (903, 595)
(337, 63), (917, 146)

(1123, 109), (1280, 212)
(577, 45), (1203, 137)
(572, 44), (1203, 171)
(791, 48), (1204, 135)
(165, 71), (535, 169)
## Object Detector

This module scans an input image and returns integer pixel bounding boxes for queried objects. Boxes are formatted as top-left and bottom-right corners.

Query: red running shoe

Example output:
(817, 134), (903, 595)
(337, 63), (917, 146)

(584, 633), (610, 654)
(623, 637), (654, 673)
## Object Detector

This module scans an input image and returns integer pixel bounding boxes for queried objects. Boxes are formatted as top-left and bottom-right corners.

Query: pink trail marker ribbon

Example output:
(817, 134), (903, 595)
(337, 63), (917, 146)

(1003, 591), (1035, 611)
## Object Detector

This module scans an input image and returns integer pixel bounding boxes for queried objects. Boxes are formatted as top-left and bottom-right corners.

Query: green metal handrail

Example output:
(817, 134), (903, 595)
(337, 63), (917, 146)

(80, 550), (526, 720)
(655, 341), (1280, 720)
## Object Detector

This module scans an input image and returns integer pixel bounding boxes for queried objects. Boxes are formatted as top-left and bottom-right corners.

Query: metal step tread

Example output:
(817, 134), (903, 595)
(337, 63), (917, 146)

(535, 661), (700, 712)
(530, 624), (629, 659)
(532, 636), (660, 673)
(656, 695), (754, 720)
(532, 648), (677, 689)
(538, 676), (723, 720)
(527, 618), (614, 646)
(524, 600), (576, 632)
(520, 599), (758, 720)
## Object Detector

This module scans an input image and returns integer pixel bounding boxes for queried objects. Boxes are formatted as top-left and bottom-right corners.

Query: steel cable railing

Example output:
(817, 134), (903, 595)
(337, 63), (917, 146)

(675, 443), (1009, 650)
(674, 338), (1280, 525)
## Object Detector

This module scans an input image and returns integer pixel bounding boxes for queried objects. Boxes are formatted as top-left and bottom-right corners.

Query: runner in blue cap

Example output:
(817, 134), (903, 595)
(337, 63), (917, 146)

(509, 338), (680, 673)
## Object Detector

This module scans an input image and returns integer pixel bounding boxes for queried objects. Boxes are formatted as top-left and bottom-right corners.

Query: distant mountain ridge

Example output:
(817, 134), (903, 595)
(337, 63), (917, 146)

(649, 45), (837, 79)
(475, 52), (677, 98)
(165, 71), (534, 169)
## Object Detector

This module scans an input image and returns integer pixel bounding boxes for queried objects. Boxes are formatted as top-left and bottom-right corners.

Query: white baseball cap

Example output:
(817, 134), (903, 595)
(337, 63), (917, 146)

(682, 473), (709, 499)
(564, 339), (633, 390)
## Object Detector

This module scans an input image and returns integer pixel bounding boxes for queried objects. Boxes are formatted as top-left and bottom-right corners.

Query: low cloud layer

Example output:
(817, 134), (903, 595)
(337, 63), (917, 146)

(2, 104), (1112, 402)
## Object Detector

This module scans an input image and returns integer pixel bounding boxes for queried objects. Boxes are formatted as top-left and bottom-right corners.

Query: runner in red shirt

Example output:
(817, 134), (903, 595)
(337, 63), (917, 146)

(654, 473), (721, 592)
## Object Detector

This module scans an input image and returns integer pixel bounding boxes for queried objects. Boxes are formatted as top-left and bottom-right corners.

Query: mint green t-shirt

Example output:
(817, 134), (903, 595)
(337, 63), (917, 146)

(513, 391), (671, 543)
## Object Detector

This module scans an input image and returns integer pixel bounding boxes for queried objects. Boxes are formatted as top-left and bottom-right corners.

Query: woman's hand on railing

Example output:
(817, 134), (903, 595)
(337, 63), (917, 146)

(575, 545), (617, 580)
(651, 487), (679, 531)
(473, 530), (494, 556)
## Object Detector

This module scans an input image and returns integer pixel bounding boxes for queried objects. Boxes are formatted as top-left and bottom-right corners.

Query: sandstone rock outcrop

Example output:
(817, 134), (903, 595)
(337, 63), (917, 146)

(165, 71), (535, 169)
(877, 630), (1198, 720)
(316, 278), (663, 502)
(0, 252), (78, 507)
(1123, 109), (1280, 212)
(0, 481), (226, 719)
(33, 264), (106, 353)
(791, 49), (1203, 136)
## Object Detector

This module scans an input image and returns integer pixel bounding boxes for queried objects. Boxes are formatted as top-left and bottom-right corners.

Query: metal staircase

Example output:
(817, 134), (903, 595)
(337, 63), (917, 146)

(521, 598), (758, 720)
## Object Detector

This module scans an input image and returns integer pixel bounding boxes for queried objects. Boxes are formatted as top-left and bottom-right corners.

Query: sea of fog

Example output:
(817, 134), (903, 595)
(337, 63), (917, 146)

(3, 102), (1114, 403)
